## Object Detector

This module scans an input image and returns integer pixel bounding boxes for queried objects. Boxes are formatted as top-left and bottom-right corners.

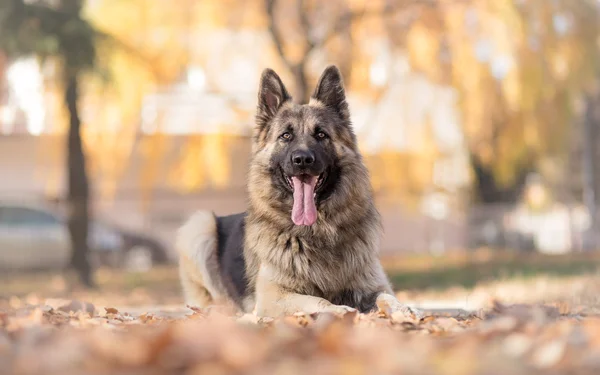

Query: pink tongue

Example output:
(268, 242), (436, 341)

(291, 175), (318, 226)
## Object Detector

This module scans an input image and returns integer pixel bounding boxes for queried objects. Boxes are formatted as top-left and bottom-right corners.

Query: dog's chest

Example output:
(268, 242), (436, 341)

(268, 235), (363, 292)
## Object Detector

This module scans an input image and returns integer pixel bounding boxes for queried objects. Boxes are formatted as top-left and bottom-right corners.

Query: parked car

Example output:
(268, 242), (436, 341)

(0, 202), (170, 271)
(91, 221), (171, 270)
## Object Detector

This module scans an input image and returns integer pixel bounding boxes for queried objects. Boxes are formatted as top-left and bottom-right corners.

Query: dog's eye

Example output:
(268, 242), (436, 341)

(316, 131), (327, 139)
(280, 132), (292, 141)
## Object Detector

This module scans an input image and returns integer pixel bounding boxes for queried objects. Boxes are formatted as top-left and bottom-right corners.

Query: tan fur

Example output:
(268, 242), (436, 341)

(177, 66), (422, 319)
(244, 129), (397, 316)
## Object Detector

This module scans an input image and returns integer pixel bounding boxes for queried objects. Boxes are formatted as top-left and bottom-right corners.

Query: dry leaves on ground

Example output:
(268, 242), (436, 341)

(1, 299), (600, 375)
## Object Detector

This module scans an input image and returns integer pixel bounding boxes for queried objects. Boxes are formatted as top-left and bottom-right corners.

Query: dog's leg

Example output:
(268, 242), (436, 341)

(179, 258), (213, 307)
(368, 263), (423, 319)
(255, 264), (356, 317)
(176, 211), (227, 308)
(371, 264), (424, 319)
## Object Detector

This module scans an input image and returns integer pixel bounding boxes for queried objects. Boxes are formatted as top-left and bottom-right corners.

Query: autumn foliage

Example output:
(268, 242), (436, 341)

(25, 0), (597, 205)
(1, 299), (600, 375)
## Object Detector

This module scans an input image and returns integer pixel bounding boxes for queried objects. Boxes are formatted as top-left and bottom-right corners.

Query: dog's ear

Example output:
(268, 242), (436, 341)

(312, 65), (350, 123)
(256, 68), (291, 132)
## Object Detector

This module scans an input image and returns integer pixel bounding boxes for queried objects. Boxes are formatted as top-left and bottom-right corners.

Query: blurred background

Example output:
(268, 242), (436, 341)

(2, 0), (600, 308)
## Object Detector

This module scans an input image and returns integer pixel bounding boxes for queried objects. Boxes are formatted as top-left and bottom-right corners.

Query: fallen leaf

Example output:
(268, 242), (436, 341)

(104, 307), (119, 315)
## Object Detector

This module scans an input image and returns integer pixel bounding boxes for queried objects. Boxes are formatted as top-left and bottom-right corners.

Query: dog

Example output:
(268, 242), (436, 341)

(177, 65), (421, 318)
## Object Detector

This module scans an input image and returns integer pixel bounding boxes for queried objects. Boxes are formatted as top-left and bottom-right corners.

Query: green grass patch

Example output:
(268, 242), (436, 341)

(386, 252), (600, 290)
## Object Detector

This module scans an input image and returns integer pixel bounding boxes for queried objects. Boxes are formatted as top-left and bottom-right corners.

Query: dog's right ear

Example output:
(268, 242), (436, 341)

(256, 68), (291, 133)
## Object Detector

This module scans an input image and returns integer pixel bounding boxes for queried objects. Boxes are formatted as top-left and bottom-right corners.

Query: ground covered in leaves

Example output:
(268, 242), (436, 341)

(2, 298), (600, 375)
(3, 254), (600, 375)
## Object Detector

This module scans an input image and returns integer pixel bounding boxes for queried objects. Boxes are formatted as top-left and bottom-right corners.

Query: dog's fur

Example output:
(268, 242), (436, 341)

(177, 66), (420, 318)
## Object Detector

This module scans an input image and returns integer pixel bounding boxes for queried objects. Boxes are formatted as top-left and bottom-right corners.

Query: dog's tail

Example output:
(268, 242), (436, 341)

(176, 210), (226, 307)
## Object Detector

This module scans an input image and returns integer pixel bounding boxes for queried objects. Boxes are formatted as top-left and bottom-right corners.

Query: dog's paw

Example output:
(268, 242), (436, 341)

(392, 304), (424, 321)
(376, 293), (423, 321)
(322, 304), (357, 316)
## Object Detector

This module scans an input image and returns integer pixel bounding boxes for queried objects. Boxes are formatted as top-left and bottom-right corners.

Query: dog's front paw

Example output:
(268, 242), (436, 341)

(376, 293), (423, 320)
(392, 304), (423, 321)
(321, 304), (357, 316)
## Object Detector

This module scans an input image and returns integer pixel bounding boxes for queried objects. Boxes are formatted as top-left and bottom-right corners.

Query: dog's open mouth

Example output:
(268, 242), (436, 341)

(283, 172), (325, 226)
(285, 173), (325, 195)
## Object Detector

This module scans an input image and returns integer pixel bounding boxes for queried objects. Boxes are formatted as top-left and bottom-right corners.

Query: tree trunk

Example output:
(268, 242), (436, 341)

(293, 63), (309, 104)
(65, 72), (94, 287)
(582, 93), (597, 250)
(0, 52), (6, 105)
(470, 153), (530, 204)
(470, 154), (505, 203)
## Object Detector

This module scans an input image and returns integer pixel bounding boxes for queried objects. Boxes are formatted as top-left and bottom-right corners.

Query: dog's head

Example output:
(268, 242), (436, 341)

(250, 65), (366, 226)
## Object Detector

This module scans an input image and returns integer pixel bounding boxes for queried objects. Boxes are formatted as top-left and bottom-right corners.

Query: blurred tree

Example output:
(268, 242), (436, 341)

(0, 0), (102, 286)
(263, 0), (457, 209)
(581, 93), (598, 249)
(264, 0), (436, 102)
(82, 0), (462, 208)
(265, 0), (354, 102)
(79, 0), (175, 202)
(0, 51), (6, 108)
(261, 0), (600, 207)
(19, 0), (599, 218)
(402, 0), (600, 203)
(82, 0), (216, 200)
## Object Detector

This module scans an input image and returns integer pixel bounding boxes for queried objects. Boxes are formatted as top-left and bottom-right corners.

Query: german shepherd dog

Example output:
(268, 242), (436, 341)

(177, 66), (421, 318)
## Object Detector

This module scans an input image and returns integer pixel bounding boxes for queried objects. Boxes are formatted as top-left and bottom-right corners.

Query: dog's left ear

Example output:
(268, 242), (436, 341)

(312, 65), (350, 123)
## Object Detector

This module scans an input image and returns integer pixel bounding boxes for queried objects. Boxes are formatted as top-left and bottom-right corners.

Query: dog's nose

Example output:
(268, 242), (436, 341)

(291, 150), (315, 167)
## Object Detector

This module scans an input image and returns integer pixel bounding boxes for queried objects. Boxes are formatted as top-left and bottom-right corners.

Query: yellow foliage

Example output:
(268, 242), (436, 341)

(407, 23), (441, 80)
(137, 132), (169, 209)
(33, 0), (600, 205)
(167, 133), (233, 193)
